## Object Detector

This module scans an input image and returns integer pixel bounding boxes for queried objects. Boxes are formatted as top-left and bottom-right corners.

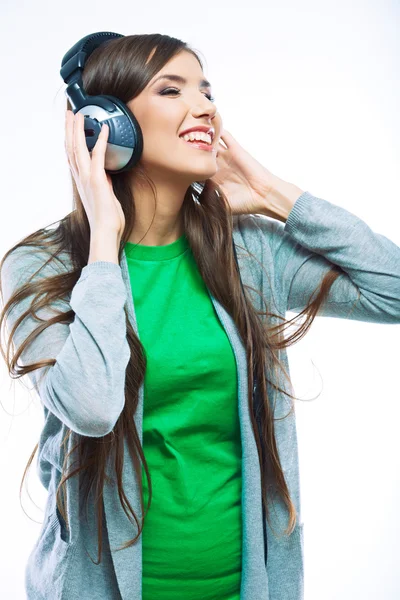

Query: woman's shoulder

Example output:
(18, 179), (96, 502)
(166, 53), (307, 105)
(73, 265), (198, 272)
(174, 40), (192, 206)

(1, 243), (73, 300)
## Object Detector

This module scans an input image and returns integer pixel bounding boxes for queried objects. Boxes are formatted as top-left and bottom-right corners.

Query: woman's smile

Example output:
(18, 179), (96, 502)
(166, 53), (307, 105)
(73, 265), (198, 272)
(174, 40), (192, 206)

(179, 137), (216, 152)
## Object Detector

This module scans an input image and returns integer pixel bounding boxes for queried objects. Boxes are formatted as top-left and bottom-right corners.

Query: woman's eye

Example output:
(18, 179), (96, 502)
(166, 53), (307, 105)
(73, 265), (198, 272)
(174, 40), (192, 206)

(159, 88), (215, 102)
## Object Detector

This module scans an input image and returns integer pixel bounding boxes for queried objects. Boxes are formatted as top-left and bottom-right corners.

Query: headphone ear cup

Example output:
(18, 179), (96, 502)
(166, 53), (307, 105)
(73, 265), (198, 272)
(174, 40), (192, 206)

(76, 94), (143, 174)
(100, 95), (144, 174)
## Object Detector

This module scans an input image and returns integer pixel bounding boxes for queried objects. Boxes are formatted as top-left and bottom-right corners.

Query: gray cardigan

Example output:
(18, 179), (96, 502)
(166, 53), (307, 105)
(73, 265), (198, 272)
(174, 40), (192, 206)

(2, 191), (400, 600)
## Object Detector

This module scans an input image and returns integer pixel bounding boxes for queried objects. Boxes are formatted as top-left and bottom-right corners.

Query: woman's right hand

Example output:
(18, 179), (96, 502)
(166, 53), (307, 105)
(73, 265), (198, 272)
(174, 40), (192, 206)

(65, 110), (126, 238)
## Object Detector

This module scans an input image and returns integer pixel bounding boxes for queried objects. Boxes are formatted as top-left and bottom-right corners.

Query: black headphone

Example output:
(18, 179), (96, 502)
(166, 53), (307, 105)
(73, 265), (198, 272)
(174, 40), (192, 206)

(60, 31), (143, 174)
(60, 31), (267, 564)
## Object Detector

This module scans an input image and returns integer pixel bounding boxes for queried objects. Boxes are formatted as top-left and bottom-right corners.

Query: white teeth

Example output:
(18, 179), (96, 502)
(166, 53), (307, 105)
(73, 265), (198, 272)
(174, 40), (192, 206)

(180, 131), (212, 144)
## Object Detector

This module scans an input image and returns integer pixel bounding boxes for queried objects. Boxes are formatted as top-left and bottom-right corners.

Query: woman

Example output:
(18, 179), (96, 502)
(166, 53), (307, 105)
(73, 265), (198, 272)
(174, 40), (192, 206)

(1, 32), (400, 600)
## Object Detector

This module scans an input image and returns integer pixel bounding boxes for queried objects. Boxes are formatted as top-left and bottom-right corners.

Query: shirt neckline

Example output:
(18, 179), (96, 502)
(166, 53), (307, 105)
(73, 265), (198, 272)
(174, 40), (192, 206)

(123, 233), (189, 261)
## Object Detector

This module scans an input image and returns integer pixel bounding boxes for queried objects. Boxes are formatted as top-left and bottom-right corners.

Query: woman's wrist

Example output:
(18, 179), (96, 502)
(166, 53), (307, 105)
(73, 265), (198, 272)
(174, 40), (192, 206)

(258, 174), (304, 223)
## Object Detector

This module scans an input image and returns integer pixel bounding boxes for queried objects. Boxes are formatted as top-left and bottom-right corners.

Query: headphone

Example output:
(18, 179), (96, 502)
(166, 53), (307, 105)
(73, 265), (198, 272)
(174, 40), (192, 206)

(60, 31), (267, 564)
(60, 31), (143, 174)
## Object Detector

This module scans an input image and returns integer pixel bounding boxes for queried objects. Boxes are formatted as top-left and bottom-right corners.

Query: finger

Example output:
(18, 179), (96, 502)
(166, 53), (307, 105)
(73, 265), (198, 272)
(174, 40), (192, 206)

(65, 110), (78, 176)
(216, 141), (229, 159)
(217, 144), (229, 155)
(73, 112), (91, 178)
(91, 123), (109, 163)
(219, 128), (235, 148)
(217, 136), (228, 150)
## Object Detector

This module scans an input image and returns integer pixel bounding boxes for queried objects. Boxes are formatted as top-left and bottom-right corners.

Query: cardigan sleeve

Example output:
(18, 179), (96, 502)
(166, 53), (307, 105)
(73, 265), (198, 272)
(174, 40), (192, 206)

(251, 191), (400, 323)
(0, 246), (131, 437)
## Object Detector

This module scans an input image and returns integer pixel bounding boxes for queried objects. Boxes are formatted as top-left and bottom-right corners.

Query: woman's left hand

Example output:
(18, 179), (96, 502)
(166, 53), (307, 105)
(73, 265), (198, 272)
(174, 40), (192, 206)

(209, 128), (274, 215)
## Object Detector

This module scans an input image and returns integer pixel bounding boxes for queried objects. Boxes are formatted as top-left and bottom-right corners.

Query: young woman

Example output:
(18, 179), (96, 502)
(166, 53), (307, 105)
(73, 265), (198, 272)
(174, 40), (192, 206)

(1, 32), (399, 600)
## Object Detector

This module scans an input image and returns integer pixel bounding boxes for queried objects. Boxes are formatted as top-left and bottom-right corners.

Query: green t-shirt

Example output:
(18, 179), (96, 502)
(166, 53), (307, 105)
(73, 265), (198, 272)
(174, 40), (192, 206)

(124, 233), (242, 599)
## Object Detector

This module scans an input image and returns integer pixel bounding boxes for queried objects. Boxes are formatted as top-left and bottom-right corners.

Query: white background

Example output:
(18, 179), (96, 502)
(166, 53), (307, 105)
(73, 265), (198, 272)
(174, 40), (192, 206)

(0, 0), (399, 598)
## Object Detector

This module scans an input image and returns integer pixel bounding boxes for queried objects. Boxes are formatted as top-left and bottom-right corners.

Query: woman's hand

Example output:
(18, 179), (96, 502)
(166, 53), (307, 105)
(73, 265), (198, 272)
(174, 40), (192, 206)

(209, 128), (275, 216)
(65, 110), (126, 238)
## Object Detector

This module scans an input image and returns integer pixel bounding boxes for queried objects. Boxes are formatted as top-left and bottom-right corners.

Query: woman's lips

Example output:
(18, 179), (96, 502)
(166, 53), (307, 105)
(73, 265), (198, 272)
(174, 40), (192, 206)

(179, 137), (215, 152)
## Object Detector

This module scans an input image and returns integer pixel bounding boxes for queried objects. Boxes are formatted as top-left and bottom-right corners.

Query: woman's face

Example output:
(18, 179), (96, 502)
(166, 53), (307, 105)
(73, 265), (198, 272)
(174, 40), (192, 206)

(126, 50), (222, 183)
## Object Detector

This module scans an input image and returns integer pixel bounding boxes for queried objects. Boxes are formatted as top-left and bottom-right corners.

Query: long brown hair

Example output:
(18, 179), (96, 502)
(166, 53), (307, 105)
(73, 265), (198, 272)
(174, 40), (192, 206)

(0, 33), (350, 564)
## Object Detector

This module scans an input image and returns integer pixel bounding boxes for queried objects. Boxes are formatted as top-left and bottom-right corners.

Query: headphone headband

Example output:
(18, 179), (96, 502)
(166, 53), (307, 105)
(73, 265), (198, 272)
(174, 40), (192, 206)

(60, 32), (124, 83)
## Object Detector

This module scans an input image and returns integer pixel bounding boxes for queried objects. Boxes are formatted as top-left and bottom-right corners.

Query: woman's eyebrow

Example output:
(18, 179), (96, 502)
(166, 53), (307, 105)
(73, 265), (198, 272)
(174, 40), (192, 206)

(151, 74), (212, 89)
